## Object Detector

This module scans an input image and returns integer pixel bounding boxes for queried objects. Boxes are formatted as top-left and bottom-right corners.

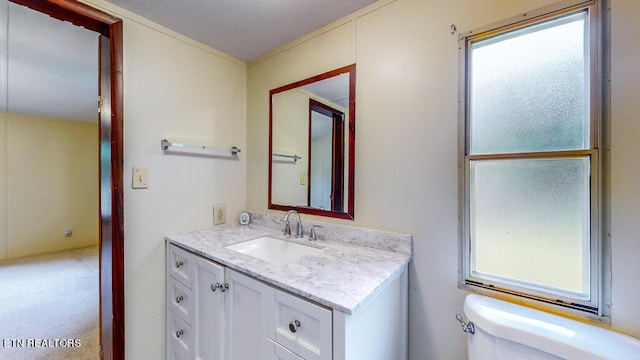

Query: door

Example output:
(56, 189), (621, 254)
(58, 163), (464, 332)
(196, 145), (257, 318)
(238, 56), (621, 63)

(226, 269), (274, 360)
(194, 256), (226, 360)
(98, 34), (113, 358)
(308, 99), (345, 212)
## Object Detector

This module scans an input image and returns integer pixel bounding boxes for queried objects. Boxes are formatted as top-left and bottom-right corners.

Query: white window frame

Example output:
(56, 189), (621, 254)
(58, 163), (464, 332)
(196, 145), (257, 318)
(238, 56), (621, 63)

(457, 0), (611, 322)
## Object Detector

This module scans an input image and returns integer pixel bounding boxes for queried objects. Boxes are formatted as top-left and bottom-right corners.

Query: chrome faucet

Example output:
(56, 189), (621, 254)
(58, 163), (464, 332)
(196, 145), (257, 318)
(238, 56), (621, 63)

(282, 210), (303, 238)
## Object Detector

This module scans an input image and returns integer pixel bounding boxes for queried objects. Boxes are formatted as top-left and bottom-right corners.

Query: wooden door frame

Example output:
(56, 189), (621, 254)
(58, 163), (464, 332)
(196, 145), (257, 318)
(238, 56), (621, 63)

(8, 1), (124, 359)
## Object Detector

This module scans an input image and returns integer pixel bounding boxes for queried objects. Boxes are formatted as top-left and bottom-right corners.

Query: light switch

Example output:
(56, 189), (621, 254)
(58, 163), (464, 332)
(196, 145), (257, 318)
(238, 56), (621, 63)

(300, 172), (307, 185)
(132, 167), (149, 189)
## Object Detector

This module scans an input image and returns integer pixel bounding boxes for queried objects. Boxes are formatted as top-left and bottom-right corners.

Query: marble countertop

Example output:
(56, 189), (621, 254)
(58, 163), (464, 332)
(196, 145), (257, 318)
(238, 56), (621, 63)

(166, 222), (411, 315)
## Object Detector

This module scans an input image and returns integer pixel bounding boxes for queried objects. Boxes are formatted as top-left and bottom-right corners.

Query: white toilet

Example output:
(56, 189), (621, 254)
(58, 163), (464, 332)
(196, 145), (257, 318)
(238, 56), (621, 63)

(461, 294), (640, 359)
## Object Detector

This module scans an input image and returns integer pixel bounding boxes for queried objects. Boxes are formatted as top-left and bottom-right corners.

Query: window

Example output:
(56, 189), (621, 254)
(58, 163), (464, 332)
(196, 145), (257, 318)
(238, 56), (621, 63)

(458, 0), (608, 318)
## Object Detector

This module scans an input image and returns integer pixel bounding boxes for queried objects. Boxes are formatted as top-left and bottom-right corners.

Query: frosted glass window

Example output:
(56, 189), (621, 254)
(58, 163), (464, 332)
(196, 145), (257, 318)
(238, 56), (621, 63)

(470, 158), (590, 296)
(470, 12), (589, 155)
(460, 2), (605, 315)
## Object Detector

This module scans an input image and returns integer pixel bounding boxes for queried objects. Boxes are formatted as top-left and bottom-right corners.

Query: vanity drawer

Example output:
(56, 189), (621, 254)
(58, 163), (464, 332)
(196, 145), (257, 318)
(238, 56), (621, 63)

(167, 310), (194, 357)
(267, 338), (304, 360)
(270, 290), (332, 360)
(166, 336), (191, 360)
(168, 244), (193, 288)
(167, 276), (193, 325)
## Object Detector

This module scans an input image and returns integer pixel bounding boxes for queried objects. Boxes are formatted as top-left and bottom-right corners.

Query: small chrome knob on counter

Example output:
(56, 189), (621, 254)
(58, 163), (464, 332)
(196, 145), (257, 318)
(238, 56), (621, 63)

(289, 320), (301, 333)
(175, 260), (184, 268)
(176, 329), (184, 338)
(175, 295), (184, 304)
(211, 283), (220, 292)
(219, 282), (229, 292)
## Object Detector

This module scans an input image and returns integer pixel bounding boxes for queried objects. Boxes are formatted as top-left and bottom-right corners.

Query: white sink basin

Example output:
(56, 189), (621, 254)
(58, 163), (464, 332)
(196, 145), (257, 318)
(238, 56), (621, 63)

(225, 236), (322, 265)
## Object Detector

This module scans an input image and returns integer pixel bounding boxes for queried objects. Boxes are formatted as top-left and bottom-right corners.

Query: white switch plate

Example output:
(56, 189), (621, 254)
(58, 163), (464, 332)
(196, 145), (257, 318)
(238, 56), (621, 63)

(300, 172), (307, 185)
(213, 204), (226, 225)
(132, 167), (149, 189)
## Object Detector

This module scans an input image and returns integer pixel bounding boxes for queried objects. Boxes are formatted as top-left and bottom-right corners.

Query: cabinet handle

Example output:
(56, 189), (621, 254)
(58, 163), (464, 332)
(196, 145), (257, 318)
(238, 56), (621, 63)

(175, 295), (184, 304)
(176, 329), (184, 338)
(211, 282), (229, 292)
(175, 260), (184, 268)
(289, 320), (301, 333)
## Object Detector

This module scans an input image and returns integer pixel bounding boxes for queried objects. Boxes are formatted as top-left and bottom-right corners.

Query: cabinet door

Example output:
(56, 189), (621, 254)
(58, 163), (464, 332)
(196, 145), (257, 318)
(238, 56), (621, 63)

(194, 256), (225, 360)
(225, 269), (275, 360)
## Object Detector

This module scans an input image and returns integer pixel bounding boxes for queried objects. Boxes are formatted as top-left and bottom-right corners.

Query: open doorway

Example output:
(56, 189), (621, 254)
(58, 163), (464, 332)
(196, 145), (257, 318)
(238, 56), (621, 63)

(2, 0), (124, 358)
(0, 2), (100, 358)
(308, 99), (345, 212)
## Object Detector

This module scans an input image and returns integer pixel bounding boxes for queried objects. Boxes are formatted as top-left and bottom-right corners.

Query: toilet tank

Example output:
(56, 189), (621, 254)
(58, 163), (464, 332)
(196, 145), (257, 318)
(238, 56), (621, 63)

(463, 294), (640, 360)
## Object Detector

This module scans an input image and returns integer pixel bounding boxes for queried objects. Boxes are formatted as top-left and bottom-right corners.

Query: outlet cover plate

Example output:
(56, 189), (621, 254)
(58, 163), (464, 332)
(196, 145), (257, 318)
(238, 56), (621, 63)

(213, 204), (226, 225)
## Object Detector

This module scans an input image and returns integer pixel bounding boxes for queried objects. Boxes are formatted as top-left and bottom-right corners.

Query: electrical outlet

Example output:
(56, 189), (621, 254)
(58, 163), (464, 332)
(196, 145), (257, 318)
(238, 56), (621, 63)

(213, 204), (226, 225)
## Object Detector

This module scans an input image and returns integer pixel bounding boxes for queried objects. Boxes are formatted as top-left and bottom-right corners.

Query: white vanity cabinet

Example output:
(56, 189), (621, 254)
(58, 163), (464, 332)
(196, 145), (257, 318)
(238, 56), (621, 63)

(166, 241), (408, 360)
(167, 243), (272, 360)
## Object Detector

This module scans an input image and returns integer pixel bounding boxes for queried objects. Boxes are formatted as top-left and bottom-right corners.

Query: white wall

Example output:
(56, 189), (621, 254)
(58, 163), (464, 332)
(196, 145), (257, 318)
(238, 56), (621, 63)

(271, 89), (310, 206)
(1, 113), (98, 259)
(0, 112), (6, 260)
(83, 1), (247, 358)
(248, 0), (640, 359)
(609, 0), (640, 340)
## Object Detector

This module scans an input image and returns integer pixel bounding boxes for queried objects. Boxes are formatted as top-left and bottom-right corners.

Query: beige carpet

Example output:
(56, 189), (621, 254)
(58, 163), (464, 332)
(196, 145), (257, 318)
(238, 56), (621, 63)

(0, 246), (100, 359)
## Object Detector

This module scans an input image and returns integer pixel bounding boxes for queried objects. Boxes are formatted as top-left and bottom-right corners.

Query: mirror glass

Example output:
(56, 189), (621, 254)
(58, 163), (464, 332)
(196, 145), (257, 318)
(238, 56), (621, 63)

(269, 64), (355, 219)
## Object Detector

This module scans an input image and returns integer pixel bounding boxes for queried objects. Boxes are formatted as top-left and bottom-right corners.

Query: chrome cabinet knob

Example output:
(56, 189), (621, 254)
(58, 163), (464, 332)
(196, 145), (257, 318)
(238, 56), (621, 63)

(289, 320), (301, 333)
(211, 282), (229, 292)
(175, 295), (184, 304)
(175, 260), (184, 268)
(176, 329), (184, 338)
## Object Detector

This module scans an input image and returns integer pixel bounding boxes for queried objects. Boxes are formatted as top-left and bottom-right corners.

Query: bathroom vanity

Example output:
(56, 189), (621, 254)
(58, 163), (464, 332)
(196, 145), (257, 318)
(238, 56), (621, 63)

(165, 212), (412, 360)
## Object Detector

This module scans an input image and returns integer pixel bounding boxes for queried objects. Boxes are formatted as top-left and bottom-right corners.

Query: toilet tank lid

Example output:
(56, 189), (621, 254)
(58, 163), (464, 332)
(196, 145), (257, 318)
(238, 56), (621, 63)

(463, 294), (640, 360)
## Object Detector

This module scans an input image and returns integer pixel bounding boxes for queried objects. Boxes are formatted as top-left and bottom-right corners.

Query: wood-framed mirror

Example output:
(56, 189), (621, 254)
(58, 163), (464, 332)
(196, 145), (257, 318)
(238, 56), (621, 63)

(269, 64), (355, 220)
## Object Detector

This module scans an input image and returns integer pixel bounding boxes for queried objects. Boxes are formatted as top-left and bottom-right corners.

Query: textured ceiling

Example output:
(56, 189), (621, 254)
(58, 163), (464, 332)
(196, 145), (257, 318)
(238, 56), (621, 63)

(4, 2), (99, 123)
(3, 0), (375, 123)
(106, 0), (378, 61)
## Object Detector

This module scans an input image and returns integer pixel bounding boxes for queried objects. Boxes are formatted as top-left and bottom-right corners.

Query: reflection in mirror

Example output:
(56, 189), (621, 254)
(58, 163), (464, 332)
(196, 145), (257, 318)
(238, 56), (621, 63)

(269, 64), (355, 219)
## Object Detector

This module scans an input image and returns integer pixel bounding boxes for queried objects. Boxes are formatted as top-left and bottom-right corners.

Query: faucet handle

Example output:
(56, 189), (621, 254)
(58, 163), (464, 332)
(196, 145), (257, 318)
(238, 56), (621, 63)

(309, 225), (322, 241)
(283, 219), (291, 236)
